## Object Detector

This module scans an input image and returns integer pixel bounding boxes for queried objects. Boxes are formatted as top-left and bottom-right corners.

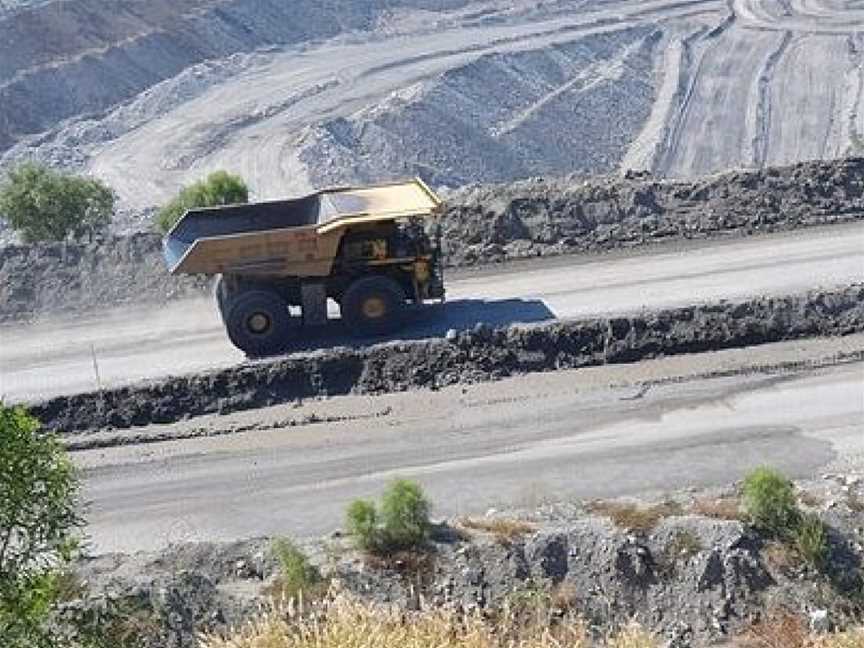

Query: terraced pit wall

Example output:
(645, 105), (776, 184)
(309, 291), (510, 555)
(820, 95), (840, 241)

(2, 157), (863, 323)
(30, 283), (864, 433)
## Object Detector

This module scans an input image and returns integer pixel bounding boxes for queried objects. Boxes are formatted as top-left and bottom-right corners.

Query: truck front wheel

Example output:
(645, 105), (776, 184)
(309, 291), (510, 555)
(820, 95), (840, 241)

(224, 290), (295, 357)
(341, 276), (406, 337)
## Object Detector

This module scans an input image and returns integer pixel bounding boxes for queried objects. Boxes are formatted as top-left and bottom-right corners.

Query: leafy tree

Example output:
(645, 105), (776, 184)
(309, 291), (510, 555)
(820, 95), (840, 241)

(155, 170), (249, 233)
(0, 404), (82, 647)
(0, 163), (114, 242)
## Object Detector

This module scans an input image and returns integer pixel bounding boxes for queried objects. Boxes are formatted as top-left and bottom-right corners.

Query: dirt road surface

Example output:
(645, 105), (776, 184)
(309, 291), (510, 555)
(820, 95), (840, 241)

(2, 223), (862, 403)
(75, 341), (864, 554)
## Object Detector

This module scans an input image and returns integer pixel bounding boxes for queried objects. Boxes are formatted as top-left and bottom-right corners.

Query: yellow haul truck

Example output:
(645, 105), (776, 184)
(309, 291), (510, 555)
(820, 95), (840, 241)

(163, 178), (445, 356)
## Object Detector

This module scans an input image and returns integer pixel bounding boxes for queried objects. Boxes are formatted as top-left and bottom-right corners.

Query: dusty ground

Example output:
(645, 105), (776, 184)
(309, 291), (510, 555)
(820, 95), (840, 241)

(64, 348), (864, 646)
(2, 1), (863, 217)
(72, 335), (864, 554)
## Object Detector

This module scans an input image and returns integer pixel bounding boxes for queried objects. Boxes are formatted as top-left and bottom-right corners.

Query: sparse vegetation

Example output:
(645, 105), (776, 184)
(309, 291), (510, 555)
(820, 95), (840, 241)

(0, 404), (82, 647)
(155, 170), (249, 233)
(346, 480), (431, 555)
(0, 162), (114, 242)
(793, 513), (830, 572)
(264, 538), (324, 602)
(201, 595), (659, 648)
(663, 529), (704, 563)
(458, 517), (536, 545)
(586, 499), (683, 533)
(690, 496), (743, 520)
(742, 467), (800, 538)
(741, 468), (831, 574)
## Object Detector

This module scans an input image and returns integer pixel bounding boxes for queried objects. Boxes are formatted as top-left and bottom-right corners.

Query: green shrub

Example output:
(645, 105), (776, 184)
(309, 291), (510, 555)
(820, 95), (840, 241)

(155, 170), (249, 233)
(346, 499), (379, 552)
(345, 480), (431, 555)
(0, 163), (114, 242)
(742, 467), (800, 538)
(379, 480), (432, 550)
(269, 538), (322, 601)
(0, 404), (82, 647)
(794, 512), (829, 571)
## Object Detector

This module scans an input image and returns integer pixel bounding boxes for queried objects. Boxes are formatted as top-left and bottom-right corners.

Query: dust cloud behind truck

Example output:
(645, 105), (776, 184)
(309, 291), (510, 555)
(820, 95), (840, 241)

(163, 178), (445, 356)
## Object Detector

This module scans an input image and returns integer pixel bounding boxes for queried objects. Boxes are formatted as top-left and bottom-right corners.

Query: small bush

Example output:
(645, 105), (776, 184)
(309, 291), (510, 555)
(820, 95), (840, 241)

(266, 538), (323, 602)
(346, 499), (379, 553)
(793, 513), (829, 571)
(0, 163), (114, 242)
(742, 467), (800, 538)
(379, 480), (431, 549)
(155, 170), (249, 233)
(345, 480), (431, 555)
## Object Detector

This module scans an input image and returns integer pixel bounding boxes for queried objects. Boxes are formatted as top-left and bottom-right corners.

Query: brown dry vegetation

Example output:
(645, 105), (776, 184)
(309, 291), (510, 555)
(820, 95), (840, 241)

(458, 517), (537, 545)
(737, 609), (864, 648)
(201, 597), (864, 648)
(201, 596), (659, 648)
(690, 496), (743, 520)
(586, 500), (683, 533)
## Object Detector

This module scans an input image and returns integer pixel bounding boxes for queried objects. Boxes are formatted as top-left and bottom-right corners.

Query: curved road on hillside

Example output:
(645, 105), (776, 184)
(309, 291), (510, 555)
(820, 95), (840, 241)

(78, 0), (864, 208)
(1, 223), (862, 402)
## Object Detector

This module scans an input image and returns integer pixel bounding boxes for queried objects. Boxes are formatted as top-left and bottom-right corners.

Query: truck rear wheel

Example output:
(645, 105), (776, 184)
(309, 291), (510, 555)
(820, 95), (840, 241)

(341, 276), (406, 337)
(224, 290), (295, 357)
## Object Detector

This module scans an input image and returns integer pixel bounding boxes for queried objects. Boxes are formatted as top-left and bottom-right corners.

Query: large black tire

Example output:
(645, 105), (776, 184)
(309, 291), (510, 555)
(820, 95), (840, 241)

(341, 276), (406, 337)
(224, 290), (294, 357)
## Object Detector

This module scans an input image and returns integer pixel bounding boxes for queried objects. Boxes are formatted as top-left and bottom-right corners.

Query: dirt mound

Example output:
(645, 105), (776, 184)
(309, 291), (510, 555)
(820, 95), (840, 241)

(0, 0), (471, 155)
(1, 158), (862, 324)
(299, 26), (659, 189)
(28, 283), (864, 433)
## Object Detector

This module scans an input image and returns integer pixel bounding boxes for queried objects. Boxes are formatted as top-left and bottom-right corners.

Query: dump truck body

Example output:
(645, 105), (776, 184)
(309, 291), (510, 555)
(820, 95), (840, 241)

(163, 179), (444, 356)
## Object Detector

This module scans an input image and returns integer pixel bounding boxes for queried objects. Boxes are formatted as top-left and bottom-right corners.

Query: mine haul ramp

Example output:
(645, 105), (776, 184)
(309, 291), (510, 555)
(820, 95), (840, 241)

(163, 178), (445, 357)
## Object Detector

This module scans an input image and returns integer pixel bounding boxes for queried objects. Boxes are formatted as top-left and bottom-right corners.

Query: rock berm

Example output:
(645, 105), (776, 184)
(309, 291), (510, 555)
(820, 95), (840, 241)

(29, 283), (864, 433)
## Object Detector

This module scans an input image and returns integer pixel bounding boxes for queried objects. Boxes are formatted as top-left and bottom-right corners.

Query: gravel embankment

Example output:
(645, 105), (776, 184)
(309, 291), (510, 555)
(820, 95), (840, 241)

(29, 283), (864, 433)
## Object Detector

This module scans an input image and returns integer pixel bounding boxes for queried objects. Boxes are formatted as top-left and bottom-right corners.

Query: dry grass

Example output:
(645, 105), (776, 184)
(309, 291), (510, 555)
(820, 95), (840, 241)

(690, 496), (743, 521)
(797, 490), (825, 508)
(761, 540), (803, 575)
(847, 492), (864, 515)
(739, 610), (811, 648)
(586, 500), (683, 533)
(663, 530), (704, 563)
(459, 517), (537, 545)
(813, 628), (864, 648)
(201, 596), (661, 648)
(738, 610), (864, 648)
